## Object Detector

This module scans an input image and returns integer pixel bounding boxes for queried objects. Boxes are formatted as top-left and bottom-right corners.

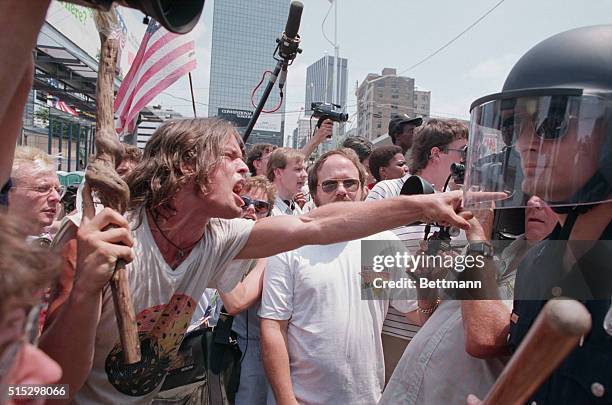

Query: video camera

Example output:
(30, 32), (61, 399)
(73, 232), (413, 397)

(450, 162), (465, 185)
(311, 102), (349, 133)
(400, 175), (460, 255)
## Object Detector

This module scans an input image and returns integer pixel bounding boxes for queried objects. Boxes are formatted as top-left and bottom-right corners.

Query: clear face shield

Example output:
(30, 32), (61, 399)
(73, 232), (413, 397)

(464, 93), (612, 210)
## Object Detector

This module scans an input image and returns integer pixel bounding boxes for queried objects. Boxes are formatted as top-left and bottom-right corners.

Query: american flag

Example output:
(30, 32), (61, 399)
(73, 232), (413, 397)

(114, 19), (197, 135)
(47, 96), (78, 117)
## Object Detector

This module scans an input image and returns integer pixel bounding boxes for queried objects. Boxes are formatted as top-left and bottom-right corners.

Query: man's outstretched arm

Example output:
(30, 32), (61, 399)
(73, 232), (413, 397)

(237, 191), (474, 259)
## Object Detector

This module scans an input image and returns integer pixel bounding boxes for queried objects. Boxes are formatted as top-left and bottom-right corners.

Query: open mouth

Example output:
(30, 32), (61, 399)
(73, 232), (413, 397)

(233, 179), (245, 206)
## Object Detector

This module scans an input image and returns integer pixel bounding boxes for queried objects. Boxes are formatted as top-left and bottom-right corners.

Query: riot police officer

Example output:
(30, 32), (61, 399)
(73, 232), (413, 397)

(464, 24), (612, 404)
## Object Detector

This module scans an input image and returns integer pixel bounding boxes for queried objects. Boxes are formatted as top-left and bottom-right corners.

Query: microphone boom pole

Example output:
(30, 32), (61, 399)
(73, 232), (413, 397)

(243, 1), (303, 143)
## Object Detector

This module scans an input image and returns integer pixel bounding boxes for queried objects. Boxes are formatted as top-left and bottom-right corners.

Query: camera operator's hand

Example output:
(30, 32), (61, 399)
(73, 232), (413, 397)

(300, 119), (334, 158)
(74, 207), (134, 295)
(314, 119), (333, 141)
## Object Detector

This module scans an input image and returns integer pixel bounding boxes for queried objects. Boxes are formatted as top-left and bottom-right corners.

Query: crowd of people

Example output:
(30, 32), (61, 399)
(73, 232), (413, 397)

(0, 3), (610, 404)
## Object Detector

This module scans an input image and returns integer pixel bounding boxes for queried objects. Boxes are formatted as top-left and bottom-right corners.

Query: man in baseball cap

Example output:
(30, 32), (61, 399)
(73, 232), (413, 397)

(388, 114), (423, 155)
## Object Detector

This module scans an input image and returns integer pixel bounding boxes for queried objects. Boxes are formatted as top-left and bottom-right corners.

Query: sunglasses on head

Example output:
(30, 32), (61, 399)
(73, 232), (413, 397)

(319, 179), (360, 193)
(241, 196), (270, 214)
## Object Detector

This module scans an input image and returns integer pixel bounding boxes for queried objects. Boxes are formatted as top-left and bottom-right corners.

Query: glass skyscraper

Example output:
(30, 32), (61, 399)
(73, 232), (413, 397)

(208, 0), (289, 147)
(305, 55), (349, 153)
(305, 55), (348, 117)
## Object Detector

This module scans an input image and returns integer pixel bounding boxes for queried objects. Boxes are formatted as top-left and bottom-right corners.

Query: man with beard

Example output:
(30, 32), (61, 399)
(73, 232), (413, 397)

(259, 149), (410, 405)
(41, 119), (472, 404)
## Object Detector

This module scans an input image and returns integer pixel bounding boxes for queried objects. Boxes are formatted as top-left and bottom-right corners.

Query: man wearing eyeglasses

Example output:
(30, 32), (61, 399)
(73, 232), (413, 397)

(463, 25), (612, 405)
(7, 146), (64, 238)
(366, 118), (468, 385)
(259, 148), (409, 405)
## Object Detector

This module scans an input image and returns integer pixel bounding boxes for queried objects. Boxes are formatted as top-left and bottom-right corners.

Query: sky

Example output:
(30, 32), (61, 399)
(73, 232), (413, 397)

(151, 0), (612, 143)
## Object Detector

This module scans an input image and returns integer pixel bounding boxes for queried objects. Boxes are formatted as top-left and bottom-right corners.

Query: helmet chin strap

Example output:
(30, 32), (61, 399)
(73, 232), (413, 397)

(549, 170), (612, 239)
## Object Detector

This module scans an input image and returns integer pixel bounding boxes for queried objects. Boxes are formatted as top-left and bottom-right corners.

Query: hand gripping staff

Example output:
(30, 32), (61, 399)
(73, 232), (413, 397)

(85, 9), (140, 364)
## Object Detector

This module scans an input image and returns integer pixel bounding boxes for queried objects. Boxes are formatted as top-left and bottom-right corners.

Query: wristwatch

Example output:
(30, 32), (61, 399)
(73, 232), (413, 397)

(467, 242), (494, 258)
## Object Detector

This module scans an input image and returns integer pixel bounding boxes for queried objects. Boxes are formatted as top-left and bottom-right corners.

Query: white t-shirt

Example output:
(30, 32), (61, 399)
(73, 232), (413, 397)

(73, 214), (254, 404)
(259, 231), (403, 405)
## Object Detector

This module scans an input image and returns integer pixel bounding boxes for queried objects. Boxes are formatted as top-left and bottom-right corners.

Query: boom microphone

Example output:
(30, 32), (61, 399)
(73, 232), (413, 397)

(244, 1), (304, 143)
(277, 1), (303, 61)
(285, 1), (303, 39)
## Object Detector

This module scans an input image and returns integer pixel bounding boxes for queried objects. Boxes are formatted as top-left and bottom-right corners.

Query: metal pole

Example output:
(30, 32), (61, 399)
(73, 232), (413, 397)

(188, 72), (197, 118)
(84, 126), (89, 167)
(333, 0), (341, 146)
(68, 122), (73, 172)
(58, 121), (63, 171)
(47, 107), (52, 155)
(76, 123), (81, 170)
(243, 60), (284, 144)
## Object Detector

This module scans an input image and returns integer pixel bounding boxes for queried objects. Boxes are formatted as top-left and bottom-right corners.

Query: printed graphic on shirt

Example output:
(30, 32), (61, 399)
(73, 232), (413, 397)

(104, 294), (196, 396)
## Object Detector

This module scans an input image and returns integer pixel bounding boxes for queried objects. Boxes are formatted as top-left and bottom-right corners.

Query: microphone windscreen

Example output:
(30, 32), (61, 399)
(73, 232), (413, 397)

(284, 1), (304, 39)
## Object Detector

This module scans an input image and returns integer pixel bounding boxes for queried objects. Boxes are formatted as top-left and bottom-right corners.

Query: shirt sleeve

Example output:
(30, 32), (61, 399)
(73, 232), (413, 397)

(258, 252), (294, 321)
(366, 182), (388, 201)
(213, 259), (253, 293)
(364, 231), (418, 312)
(208, 218), (255, 292)
(381, 233), (419, 311)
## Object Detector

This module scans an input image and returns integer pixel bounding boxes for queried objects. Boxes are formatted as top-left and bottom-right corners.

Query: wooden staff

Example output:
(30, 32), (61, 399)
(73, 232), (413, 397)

(482, 299), (591, 405)
(85, 9), (140, 364)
